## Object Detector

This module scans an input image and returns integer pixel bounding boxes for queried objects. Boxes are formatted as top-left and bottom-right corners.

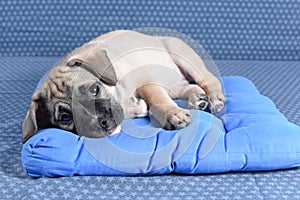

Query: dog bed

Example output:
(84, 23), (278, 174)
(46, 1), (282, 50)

(22, 76), (300, 177)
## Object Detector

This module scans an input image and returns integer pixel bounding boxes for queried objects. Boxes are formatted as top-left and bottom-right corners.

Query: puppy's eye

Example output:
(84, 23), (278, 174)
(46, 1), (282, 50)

(60, 113), (73, 123)
(89, 83), (100, 96)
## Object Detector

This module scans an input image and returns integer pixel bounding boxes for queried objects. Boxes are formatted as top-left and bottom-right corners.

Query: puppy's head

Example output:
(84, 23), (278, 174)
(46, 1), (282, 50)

(22, 49), (124, 143)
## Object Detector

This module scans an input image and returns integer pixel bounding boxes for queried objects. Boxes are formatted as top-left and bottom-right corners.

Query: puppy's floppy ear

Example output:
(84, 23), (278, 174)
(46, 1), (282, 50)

(67, 49), (117, 86)
(22, 91), (45, 143)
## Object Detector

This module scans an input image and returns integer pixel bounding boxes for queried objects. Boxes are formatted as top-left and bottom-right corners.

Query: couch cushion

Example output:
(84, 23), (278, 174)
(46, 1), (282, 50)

(22, 76), (300, 177)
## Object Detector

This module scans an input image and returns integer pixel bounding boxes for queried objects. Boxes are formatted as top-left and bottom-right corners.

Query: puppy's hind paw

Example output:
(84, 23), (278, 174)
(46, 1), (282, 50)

(209, 93), (226, 113)
(187, 93), (209, 111)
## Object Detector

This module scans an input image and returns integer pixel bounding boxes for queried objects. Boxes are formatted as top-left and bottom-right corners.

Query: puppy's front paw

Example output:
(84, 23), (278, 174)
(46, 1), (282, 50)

(150, 105), (192, 130)
(209, 92), (226, 113)
(164, 107), (192, 130)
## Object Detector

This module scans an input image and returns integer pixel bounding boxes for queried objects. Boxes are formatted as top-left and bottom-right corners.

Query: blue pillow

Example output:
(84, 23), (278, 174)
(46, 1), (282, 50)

(22, 76), (300, 177)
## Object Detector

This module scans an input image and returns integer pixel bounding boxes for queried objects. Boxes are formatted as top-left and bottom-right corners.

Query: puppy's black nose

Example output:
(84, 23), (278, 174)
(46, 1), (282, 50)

(99, 119), (115, 131)
(100, 119), (108, 128)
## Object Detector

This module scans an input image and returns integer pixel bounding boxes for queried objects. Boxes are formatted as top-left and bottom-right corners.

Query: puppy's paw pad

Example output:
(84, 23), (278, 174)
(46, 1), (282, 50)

(188, 93), (209, 111)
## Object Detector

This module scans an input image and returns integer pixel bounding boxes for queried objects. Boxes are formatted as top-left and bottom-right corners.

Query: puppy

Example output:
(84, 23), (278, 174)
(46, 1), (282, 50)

(22, 30), (225, 143)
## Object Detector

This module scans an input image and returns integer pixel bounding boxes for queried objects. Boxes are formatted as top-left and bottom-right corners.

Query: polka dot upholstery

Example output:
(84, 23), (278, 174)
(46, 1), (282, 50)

(1, 57), (300, 199)
(1, 0), (300, 60)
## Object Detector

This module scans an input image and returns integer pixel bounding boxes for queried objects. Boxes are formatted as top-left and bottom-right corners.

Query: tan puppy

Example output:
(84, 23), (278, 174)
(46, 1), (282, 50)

(22, 30), (225, 143)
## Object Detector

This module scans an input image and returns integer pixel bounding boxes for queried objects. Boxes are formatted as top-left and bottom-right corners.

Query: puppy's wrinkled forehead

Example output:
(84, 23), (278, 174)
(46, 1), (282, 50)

(43, 66), (98, 101)
(44, 67), (73, 100)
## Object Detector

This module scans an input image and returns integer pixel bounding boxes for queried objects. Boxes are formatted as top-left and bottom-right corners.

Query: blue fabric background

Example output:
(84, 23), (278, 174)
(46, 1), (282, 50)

(1, 0), (299, 60)
(1, 57), (300, 199)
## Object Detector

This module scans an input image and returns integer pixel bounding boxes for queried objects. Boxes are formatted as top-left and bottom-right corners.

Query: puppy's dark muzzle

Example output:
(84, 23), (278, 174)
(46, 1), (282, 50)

(95, 100), (118, 131)
(72, 98), (124, 138)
